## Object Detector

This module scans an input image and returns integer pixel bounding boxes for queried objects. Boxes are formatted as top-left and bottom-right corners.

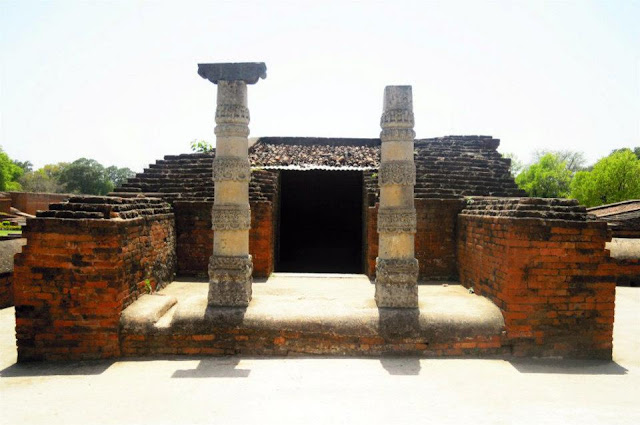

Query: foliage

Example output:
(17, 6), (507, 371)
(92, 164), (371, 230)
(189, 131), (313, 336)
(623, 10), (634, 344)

(13, 160), (33, 173)
(532, 149), (586, 173)
(502, 153), (524, 177)
(106, 166), (135, 188)
(515, 153), (572, 198)
(570, 149), (640, 207)
(610, 147), (640, 160)
(0, 147), (24, 191)
(58, 158), (115, 195)
(19, 169), (66, 193)
(190, 139), (214, 153)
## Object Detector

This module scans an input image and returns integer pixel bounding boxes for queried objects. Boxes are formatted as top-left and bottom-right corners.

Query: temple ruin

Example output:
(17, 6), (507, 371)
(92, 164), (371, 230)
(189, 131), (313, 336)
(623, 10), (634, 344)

(11, 62), (637, 361)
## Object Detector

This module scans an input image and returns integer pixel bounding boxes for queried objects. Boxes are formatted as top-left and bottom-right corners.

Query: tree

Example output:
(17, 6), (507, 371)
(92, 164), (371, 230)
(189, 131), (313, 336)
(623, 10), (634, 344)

(610, 147), (640, 160)
(502, 153), (524, 177)
(515, 153), (572, 198)
(532, 149), (586, 173)
(58, 158), (114, 195)
(570, 149), (640, 207)
(106, 166), (135, 188)
(13, 160), (33, 173)
(190, 139), (214, 153)
(0, 147), (24, 191)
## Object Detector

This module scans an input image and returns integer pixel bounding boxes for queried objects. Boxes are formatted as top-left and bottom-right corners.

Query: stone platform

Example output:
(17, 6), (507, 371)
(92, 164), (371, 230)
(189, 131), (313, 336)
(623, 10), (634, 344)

(120, 274), (507, 357)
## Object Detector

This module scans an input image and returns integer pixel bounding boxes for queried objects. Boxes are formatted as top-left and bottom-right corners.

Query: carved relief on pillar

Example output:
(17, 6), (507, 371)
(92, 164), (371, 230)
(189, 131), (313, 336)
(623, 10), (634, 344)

(214, 124), (250, 138)
(375, 258), (419, 284)
(212, 157), (251, 182)
(215, 104), (250, 125)
(380, 109), (415, 128)
(377, 207), (417, 233)
(380, 128), (416, 142)
(378, 161), (416, 186)
(208, 255), (253, 307)
(211, 205), (251, 231)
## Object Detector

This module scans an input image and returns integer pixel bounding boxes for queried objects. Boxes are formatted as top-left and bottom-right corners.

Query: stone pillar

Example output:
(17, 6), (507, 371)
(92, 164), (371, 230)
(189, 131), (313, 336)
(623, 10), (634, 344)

(375, 86), (419, 308)
(198, 62), (266, 307)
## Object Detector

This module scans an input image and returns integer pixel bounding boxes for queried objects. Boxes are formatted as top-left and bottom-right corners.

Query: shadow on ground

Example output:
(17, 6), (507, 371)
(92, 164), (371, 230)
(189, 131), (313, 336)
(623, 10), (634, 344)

(0, 359), (115, 377)
(509, 359), (628, 375)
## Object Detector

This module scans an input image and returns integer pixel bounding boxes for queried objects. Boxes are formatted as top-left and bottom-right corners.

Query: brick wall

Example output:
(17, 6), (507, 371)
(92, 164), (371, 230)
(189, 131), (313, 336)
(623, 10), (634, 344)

(13, 197), (176, 361)
(174, 200), (275, 278)
(457, 198), (615, 359)
(9, 192), (72, 215)
(0, 273), (12, 308)
(365, 199), (465, 280)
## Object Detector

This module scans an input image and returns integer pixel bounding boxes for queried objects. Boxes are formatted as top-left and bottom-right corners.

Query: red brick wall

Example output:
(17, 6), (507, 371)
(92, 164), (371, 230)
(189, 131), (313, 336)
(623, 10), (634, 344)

(365, 199), (464, 280)
(13, 214), (176, 361)
(609, 258), (640, 286)
(0, 273), (12, 308)
(457, 214), (615, 359)
(9, 192), (72, 216)
(174, 201), (275, 278)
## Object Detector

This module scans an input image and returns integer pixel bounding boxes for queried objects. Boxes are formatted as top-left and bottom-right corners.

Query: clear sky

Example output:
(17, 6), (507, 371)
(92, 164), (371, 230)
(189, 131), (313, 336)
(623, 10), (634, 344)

(1, 0), (638, 172)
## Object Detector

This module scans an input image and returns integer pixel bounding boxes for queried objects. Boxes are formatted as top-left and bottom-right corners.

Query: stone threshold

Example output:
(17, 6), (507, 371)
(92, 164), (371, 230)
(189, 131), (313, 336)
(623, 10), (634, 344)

(119, 275), (507, 357)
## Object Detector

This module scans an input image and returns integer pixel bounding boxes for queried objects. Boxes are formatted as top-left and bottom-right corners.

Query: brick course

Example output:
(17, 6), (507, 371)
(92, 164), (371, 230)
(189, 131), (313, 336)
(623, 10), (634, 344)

(0, 273), (12, 308)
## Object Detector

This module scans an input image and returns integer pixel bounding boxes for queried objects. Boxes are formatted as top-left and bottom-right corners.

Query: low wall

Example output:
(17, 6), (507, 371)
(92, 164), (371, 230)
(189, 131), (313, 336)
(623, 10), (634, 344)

(174, 200), (275, 278)
(13, 196), (176, 361)
(0, 273), (12, 308)
(457, 197), (615, 359)
(366, 198), (465, 280)
(9, 192), (72, 215)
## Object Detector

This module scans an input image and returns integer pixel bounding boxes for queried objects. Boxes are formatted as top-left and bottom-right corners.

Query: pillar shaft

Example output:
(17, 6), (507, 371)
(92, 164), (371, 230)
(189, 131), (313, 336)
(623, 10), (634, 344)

(198, 62), (266, 307)
(375, 86), (419, 308)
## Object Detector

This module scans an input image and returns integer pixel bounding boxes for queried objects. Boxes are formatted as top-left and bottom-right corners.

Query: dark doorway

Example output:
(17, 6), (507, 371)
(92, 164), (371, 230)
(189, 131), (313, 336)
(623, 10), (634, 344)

(277, 170), (363, 273)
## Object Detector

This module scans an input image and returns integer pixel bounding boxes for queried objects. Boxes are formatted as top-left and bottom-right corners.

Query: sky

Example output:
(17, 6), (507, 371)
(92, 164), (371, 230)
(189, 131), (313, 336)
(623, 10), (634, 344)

(1, 0), (639, 172)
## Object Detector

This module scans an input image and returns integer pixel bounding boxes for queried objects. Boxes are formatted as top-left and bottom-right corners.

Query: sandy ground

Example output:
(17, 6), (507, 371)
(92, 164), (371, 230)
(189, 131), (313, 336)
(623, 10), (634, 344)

(0, 286), (638, 425)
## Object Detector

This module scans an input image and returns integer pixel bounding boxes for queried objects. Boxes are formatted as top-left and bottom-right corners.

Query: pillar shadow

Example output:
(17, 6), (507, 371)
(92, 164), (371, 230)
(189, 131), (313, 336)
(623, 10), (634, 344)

(0, 359), (114, 378)
(509, 359), (628, 375)
(379, 357), (421, 376)
(172, 357), (250, 378)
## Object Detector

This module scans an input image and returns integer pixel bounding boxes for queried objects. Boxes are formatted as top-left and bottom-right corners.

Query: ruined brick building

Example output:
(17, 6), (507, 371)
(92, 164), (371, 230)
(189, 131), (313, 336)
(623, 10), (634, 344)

(11, 64), (637, 361)
(109, 136), (525, 279)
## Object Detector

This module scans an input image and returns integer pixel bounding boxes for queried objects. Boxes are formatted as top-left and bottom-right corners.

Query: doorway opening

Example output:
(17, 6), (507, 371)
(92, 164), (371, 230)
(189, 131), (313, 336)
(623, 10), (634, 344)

(277, 170), (363, 273)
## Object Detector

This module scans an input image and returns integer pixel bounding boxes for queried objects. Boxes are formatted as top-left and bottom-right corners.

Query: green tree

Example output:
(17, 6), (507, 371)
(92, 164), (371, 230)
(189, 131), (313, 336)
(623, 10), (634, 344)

(58, 158), (114, 195)
(190, 139), (214, 153)
(515, 153), (572, 198)
(502, 153), (524, 177)
(532, 149), (586, 173)
(570, 149), (640, 207)
(610, 147), (640, 160)
(106, 166), (135, 188)
(13, 160), (33, 173)
(0, 147), (24, 191)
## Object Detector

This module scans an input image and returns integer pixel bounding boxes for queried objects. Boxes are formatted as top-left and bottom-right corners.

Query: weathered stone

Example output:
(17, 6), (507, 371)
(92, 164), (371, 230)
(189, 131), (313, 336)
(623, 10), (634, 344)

(375, 85), (419, 308)
(208, 255), (253, 307)
(202, 62), (265, 306)
(198, 62), (267, 85)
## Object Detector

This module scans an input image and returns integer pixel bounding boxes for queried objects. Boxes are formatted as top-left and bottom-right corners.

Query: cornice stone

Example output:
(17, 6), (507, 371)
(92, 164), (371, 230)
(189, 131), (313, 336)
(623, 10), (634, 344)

(198, 62), (267, 85)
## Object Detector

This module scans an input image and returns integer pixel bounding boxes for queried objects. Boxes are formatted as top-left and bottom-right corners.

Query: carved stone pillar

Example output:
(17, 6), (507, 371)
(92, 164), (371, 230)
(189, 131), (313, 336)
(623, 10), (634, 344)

(375, 86), (419, 308)
(198, 62), (266, 307)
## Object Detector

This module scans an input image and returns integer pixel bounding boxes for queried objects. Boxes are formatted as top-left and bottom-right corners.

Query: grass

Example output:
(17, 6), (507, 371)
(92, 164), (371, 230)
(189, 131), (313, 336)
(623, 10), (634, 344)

(0, 230), (21, 237)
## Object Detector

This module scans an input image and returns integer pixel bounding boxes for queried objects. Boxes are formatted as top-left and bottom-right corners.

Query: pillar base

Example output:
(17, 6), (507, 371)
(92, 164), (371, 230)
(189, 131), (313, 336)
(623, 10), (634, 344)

(208, 255), (253, 307)
(375, 258), (419, 308)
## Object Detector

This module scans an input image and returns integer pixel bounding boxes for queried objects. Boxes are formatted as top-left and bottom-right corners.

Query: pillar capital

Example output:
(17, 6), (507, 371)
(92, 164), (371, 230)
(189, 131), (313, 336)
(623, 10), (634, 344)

(198, 62), (267, 85)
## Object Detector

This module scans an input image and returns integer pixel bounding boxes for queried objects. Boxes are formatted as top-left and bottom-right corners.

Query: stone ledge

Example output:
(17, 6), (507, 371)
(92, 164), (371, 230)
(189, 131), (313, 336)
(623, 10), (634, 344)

(119, 277), (505, 355)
